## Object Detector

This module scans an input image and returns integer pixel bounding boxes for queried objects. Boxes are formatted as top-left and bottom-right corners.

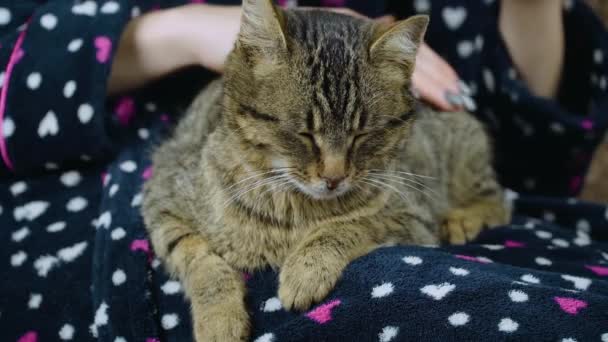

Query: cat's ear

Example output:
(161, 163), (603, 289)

(239, 0), (288, 51)
(369, 15), (429, 69)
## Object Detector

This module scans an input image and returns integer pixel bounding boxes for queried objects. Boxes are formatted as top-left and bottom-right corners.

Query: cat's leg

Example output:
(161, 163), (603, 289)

(278, 222), (377, 311)
(278, 215), (436, 311)
(147, 216), (249, 342)
(441, 113), (511, 244)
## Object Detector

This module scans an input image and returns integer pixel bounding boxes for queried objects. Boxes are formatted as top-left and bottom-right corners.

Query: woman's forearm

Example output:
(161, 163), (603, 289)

(108, 5), (242, 95)
(499, 0), (564, 98)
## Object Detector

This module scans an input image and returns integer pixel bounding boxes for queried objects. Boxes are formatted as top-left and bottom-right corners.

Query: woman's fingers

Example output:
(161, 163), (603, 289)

(413, 43), (476, 112)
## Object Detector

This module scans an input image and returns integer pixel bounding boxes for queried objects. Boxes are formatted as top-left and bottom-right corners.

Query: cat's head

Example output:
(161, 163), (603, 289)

(221, 0), (428, 200)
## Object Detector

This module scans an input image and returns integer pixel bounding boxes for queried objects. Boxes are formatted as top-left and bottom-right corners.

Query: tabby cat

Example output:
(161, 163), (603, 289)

(141, 1), (511, 340)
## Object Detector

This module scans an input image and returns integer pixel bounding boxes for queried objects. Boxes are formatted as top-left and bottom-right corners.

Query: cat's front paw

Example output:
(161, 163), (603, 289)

(441, 200), (510, 244)
(192, 301), (250, 342)
(278, 253), (342, 311)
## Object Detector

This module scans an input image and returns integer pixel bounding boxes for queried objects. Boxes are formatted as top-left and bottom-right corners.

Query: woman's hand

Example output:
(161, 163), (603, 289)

(110, 4), (470, 113)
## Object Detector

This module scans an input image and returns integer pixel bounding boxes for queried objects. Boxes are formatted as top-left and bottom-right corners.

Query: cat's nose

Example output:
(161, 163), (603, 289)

(322, 176), (345, 191)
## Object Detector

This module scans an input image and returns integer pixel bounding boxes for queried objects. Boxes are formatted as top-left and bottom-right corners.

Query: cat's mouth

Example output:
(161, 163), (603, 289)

(292, 178), (352, 200)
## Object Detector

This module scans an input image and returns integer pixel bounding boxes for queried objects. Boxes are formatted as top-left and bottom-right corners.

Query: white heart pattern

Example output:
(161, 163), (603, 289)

(420, 282), (455, 300)
(562, 274), (591, 291)
(414, 0), (431, 13)
(38, 111), (59, 138)
(442, 7), (467, 30)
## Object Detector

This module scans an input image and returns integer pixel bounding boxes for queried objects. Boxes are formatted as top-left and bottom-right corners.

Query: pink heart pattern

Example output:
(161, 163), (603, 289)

(554, 297), (587, 315)
(306, 299), (341, 324)
(115, 97), (135, 126)
(17, 331), (37, 342)
(504, 240), (526, 248)
(94, 36), (112, 63)
(586, 265), (608, 276)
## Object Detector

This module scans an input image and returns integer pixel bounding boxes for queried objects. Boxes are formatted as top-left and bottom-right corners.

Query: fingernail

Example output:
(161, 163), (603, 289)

(462, 95), (477, 112)
(445, 91), (464, 107)
(411, 87), (421, 99)
(458, 80), (472, 96)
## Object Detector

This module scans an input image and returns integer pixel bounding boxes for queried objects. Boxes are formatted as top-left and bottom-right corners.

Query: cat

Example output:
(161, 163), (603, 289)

(141, 1), (511, 340)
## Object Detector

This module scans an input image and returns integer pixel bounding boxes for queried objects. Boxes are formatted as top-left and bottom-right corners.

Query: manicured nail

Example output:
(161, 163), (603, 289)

(458, 80), (472, 96)
(411, 87), (421, 99)
(462, 95), (477, 112)
(445, 91), (464, 107)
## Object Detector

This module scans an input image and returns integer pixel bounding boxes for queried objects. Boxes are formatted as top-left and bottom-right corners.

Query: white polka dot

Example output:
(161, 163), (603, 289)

(449, 267), (469, 276)
(131, 193), (143, 207)
(72, 1), (98, 16)
(475, 35), (484, 50)
(11, 227), (30, 242)
(535, 257), (552, 266)
(562, 274), (591, 291)
(524, 221), (536, 229)
(93, 302), (109, 332)
(482, 244), (504, 251)
(14, 201), (49, 221)
(109, 184), (119, 197)
(47, 221), (67, 233)
(145, 102), (157, 112)
(595, 49), (604, 64)
(111, 227), (126, 240)
(261, 297), (282, 312)
(67, 39), (83, 52)
(151, 258), (161, 269)
(372, 282), (394, 298)
(457, 40), (474, 58)
(58, 241), (88, 262)
(601, 333), (608, 342)
(114, 338), (127, 342)
(254, 333), (275, 342)
(508, 290), (528, 302)
(161, 280), (182, 295)
(552, 238), (570, 248)
(562, 338), (577, 342)
(161, 313), (180, 330)
(402, 256), (422, 265)
(28, 293), (42, 309)
(112, 269), (126, 286)
(78, 104), (94, 124)
(3, 117), (15, 138)
(27, 72), (42, 90)
(120, 160), (137, 173)
(521, 274), (540, 284)
(10, 181), (27, 196)
(535, 230), (552, 240)
(40, 13), (58, 30)
(0, 8), (11, 25)
(81, 154), (92, 162)
(573, 231), (591, 247)
(45, 162), (59, 170)
(483, 69), (495, 92)
(59, 324), (75, 340)
(414, 0), (430, 12)
(66, 197), (88, 212)
(138, 128), (149, 140)
(576, 219), (590, 232)
(477, 256), (493, 263)
(10, 251), (27, 267)
(378, 326), (399, 342)
(61, 171), (82, 187)
(498, 318), (519, 333)
(101, 1), (120, 14)
(131, 6), (141, 18)
(63, 80), (77, 98)
(448, 312), (469, 327)
(543, 211), (556, 222)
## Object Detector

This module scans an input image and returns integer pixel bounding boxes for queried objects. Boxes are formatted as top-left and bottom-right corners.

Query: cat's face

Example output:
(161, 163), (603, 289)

(223, 0), (428, 200)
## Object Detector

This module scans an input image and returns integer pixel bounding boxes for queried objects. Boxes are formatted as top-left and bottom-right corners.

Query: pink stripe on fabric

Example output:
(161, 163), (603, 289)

(0, 19), (31, 171)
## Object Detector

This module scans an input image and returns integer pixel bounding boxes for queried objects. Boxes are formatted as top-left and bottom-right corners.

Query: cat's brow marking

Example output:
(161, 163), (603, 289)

(240, 104), (280, 122)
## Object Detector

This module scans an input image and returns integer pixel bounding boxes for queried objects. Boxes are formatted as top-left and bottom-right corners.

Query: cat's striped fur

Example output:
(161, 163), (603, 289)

(142, 1), (510, 340)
